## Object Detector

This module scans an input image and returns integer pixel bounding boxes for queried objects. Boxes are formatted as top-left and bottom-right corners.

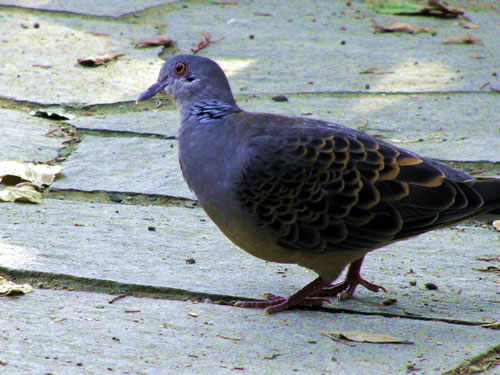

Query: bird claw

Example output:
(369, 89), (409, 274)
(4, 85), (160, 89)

(319, 277), (387, 301)
(313, 257), (387, 301)
(233, 277), (332, 314)
(234, 294), (330, 314)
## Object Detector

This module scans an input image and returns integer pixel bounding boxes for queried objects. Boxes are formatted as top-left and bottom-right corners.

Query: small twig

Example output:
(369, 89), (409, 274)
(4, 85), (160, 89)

(191, 32), (224, 53)
(108, 294), (128, 304)
(216, 333), (242, 341)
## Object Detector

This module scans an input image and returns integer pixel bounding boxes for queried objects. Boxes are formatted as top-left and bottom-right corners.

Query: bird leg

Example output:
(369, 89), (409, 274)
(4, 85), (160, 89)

(234, 277), (331, 315)
(316, 257), (387, 300)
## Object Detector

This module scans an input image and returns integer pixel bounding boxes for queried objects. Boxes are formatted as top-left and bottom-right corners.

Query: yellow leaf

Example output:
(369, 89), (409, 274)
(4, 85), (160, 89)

(0, 184), (43, 203)
(480, 322), (500, 330)
(0, 161), (62, 188)
(442, 34), (483, 45)
(493, 220), (500, 231)
(0, 277), (33, 296)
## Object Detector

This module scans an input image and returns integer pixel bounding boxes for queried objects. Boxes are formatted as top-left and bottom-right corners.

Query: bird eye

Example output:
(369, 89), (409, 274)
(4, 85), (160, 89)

(174, 62), (186, 75)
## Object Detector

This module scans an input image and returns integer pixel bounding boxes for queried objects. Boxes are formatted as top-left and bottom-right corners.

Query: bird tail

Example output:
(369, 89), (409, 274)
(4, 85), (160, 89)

(466, 177), (500, 217)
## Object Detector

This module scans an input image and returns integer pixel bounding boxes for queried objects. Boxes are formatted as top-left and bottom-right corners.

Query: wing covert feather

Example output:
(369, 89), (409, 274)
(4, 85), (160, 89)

(236, 122), (483, 253)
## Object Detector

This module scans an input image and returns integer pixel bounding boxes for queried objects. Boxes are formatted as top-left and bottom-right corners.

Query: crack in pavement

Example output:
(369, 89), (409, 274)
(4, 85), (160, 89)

(0, 266), (494, 328)
(47, 189), (195, 206)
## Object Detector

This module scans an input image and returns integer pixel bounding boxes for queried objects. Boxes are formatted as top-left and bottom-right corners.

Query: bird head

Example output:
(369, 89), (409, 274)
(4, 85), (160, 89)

(136, 54), (237, 111)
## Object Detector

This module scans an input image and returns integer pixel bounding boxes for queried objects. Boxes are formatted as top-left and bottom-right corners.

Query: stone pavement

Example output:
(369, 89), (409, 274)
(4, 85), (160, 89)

(0, 1), (499, 374)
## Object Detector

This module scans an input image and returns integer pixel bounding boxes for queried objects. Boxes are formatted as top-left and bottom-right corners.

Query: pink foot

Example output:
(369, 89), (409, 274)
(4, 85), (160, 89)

(234, 277), (330, 315)
(317, 257), (386, 301)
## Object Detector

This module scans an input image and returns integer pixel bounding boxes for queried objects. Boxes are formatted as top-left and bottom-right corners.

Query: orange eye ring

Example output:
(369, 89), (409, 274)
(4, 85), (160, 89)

(174, 62), (186, 75)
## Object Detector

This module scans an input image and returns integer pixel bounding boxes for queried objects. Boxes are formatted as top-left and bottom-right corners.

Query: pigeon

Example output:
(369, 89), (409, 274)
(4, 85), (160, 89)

(137, 55), (500, 314)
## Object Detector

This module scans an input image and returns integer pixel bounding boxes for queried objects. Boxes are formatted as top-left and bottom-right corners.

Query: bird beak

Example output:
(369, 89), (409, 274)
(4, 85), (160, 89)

(136, 81), (166, 103)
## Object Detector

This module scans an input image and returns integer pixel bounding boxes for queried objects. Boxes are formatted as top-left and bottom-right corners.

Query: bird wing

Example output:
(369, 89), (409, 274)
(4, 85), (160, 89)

(236, 118), (484, 253)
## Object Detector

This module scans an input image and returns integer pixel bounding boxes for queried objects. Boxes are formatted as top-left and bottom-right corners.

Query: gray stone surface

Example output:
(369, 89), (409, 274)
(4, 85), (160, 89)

(160, 1), (499, 94)
(0, 10), (161, 105)
(0, 0), (178, 17)
(68, 110), (179, 138)
(244, 93), (500, 162)
(0, 108), (65, 162)
(2, 288), (499, 375)
(1, 1), (499, 105)
(0, 1), (499, 374)
(1, 199), (498, 323)
(50, 136), (195, 199)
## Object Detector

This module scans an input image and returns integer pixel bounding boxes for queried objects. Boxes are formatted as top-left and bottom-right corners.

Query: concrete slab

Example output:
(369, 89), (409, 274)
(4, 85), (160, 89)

(1, 1), (499, 106)
(68, 110), (179, 138)
(1, 288), (499, 374)
(0, 0), (178, 17)
(0, 108), (66, 162)
(50, 136), (195, 199)
(1, 199), (498, 323)
(0, 10), (162, 105)
(153, 0), (499, 94)
(0, 1), (498, 373)
(239, 93), (500, 163)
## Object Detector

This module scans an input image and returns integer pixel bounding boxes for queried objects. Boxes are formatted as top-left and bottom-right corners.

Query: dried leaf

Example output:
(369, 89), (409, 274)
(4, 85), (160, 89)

(442, 34), (483, 45)
(480, 322), (500, 330)
(0, 184), (43, 203)
(191, 32), (223, 54)
(473, 266), (500, 274)
(32, 64), (52, 69)
(375, 0), (467, 19)
(475, 255), (499, 261)
(422, 0), (466, 19)
(493, 220), (500, 231)
(87, 31), (110, 36)
(52, 317), (67, 322)
(216, 334), (242, 341)
(321, 331), (413, 344)
(389, 138), (423, 143)
(372, 21), (436, 35)
(31, 110), (69, 121)
(263, 353), (282, 360)
(77, 53), (124, 67)
(455, 21), (480, 29)
(0, 161), (62, 188)
(0, 277), (33, 296)
(135, 36), (173, 48)
(359, 67), (394, 75)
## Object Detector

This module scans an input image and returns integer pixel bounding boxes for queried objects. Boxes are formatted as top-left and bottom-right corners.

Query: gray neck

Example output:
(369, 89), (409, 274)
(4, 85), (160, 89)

(178, 74), (240, 123)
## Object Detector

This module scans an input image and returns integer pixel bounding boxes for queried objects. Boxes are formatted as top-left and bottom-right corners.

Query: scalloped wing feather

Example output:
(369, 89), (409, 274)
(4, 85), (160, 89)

(236, 117), (488, 253)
